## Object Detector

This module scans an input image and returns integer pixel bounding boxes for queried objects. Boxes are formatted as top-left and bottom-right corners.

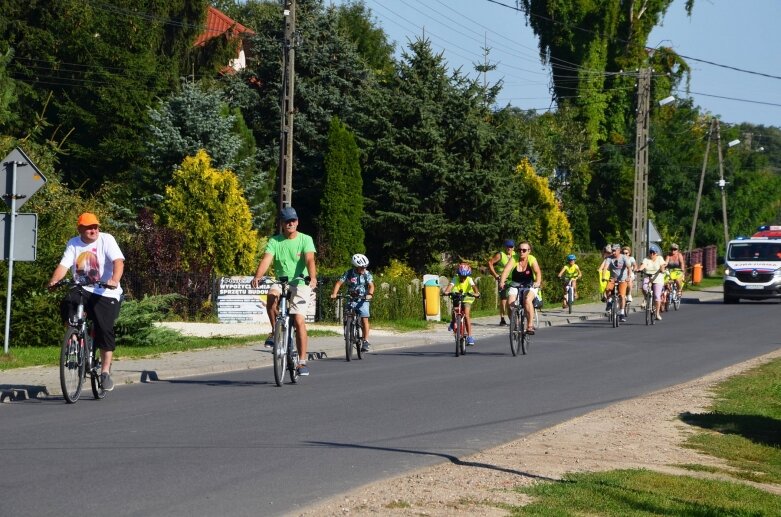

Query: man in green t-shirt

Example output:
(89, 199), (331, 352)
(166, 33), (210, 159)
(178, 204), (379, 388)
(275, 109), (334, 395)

(251, 207), (318, 376)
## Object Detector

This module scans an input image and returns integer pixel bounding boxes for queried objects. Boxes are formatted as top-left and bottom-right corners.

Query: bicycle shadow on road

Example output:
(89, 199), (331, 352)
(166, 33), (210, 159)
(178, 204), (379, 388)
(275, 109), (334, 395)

(306, 440), (559, 482)
(130, 370), (271, 387)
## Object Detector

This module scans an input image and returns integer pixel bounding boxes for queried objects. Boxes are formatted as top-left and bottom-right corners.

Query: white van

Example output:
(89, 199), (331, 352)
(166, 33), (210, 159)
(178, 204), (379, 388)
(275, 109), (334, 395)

(723, 226), (781, 303)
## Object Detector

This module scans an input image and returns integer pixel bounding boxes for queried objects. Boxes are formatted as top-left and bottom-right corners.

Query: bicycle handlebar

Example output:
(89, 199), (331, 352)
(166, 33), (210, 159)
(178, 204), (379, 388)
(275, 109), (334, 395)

(51, 278), (115, 290)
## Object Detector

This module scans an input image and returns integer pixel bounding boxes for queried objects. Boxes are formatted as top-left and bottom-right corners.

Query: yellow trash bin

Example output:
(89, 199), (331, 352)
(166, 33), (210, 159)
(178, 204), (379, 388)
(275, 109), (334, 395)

(422, 275), (441, 320)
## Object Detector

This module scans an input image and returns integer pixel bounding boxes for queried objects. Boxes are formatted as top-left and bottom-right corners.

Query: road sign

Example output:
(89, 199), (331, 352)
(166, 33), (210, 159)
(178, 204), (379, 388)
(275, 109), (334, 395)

(0, 213), (37, 261)
(1, 147), (47, 209)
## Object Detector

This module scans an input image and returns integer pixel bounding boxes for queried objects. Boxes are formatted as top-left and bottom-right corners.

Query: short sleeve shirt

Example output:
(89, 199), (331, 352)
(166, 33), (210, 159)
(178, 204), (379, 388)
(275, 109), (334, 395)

(264, 232), (316, 285)
(340, 268), (374, 297)
(58, 233), (124, 300)
(449, 276), (477, 302)
(608, 254), (629, 281)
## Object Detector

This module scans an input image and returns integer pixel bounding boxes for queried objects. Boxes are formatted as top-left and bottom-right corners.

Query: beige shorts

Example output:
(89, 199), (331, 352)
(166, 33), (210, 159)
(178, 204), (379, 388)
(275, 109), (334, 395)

(269, 284), (312, 315)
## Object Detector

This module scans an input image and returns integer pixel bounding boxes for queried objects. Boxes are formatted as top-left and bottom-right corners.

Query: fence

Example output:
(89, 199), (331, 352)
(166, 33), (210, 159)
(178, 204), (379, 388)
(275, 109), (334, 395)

(123, 270), (214, 319)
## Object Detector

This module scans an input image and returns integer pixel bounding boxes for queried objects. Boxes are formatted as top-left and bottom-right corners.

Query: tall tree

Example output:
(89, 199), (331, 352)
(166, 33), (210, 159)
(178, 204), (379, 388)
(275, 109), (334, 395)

(319, 117), (363, 268)
(0, 0), (215, 188)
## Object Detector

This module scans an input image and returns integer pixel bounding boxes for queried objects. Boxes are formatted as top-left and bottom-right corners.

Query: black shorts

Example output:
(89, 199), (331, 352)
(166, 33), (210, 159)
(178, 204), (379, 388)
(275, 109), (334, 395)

(61, 290), (121, 352)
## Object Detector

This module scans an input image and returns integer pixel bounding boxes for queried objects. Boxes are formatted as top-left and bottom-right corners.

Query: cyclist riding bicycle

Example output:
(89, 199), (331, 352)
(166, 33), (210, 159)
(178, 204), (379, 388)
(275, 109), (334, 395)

(443, 263), (481, 346)
(487, 239), (519, 326)
(597, 244), (613, 301)
(499, 241), (543, 335)
(636, 245), (666, 320)
(330, 253), (375, 352)
(557, 254), (582, 309)
(251, 206), (317, 376)
(47, 212), (125, 392)
(605, 244), (630, 322)
(622, 246), (637, 303)
(664, 243), (686, 296)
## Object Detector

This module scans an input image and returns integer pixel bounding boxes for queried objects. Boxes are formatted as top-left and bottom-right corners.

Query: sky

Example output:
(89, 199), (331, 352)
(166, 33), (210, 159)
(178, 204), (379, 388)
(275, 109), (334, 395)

(331, 0), (781, 130)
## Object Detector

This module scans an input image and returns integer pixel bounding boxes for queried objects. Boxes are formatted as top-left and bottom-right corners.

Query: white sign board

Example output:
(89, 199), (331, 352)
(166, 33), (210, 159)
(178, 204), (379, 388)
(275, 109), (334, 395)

(215, 276), (316, 323)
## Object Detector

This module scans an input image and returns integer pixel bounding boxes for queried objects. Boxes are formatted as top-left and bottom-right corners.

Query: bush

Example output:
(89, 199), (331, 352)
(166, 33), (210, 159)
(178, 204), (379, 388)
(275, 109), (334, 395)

(115, 294), (184, 347)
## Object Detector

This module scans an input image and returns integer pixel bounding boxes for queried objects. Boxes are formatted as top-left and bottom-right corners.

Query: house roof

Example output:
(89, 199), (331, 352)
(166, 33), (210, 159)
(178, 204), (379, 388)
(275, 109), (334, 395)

(193, 6), (254, 47)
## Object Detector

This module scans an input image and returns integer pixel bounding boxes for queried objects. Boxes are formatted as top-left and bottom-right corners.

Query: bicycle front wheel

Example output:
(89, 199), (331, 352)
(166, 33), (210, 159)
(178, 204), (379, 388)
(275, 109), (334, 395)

(567, 286), (574, 314)
(673, 288), (681, 310)
(60, 328), (84, 403)
(88, 335), (107, 400)
(272, 318), (287, 387)
(520, 310), (530, 355)
(344, 317), (353, 362)
(508, 308), (520, 356)
(354, 320), (363, 360)
(454, 314), (463, 357)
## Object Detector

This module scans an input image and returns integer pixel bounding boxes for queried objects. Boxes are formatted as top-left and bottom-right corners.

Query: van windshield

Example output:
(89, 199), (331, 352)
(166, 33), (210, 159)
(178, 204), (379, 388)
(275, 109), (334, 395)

(728, 242), (781, 261)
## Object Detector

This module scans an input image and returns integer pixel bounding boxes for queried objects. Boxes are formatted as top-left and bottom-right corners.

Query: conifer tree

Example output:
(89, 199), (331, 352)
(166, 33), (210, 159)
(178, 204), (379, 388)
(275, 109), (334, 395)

(319, 117), (364, 268)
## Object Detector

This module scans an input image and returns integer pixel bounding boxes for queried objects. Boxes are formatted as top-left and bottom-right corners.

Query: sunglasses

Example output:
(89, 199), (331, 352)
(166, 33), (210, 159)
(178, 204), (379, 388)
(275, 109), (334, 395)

(519, 248), (530, 252)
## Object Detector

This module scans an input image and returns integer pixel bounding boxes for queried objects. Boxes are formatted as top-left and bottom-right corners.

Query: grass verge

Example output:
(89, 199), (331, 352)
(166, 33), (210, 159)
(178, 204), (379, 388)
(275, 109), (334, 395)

(510, 356), (781, 514)
(0, 329), (340, 370)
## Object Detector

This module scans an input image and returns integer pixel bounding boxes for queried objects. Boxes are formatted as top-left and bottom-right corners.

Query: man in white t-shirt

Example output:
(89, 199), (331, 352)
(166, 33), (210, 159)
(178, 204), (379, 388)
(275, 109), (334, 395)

(48, 213), (125, 391)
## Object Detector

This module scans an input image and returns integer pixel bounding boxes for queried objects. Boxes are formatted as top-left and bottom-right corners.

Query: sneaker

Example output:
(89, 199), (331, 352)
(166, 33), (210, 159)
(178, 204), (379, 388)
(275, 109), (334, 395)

(627, 294), (633, 303)
(606, 301), (613, 311)
(640, 300), (647, 309)
(264, 334), (274, 347)
(619, 315), (627, 322)
(448, 322), (454, 332)
(466, 336), (475, 346)
(100, 372), (114, 392)
(656, 313), (663, 321)
(297, 364), (310, 376)
(499, 318), (507, 326)
(361, 341), (371, 352)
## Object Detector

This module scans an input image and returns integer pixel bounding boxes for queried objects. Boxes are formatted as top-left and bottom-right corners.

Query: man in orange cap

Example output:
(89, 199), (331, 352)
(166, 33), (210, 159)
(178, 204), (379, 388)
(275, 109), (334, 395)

(48, 212), (125, 391)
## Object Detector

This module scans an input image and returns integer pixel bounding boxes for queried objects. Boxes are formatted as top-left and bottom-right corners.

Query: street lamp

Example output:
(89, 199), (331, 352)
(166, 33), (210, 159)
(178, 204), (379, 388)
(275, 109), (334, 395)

(659, 95), (676, 107)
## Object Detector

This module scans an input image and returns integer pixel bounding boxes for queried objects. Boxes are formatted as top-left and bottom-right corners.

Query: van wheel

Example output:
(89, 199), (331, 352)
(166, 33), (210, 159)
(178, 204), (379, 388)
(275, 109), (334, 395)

(723, 293), (739, 304)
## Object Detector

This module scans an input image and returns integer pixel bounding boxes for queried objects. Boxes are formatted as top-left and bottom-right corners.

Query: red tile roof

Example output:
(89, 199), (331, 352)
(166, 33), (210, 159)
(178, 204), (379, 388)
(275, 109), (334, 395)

(193, 6), (254, 47)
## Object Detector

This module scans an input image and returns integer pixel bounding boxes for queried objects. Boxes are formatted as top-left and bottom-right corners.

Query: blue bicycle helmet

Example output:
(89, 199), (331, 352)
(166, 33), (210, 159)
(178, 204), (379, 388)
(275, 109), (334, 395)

(566, 254), (576, 261)
(457, 263), (472, 276)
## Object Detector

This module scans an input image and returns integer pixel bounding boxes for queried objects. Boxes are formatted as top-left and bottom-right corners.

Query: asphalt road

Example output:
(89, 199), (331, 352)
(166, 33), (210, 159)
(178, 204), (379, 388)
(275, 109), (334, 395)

(2, 299), (779, 516)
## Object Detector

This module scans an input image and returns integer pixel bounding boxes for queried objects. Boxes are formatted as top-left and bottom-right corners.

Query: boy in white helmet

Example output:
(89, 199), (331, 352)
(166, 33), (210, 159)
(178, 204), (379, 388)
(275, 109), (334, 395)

(331, 253), (375, 352)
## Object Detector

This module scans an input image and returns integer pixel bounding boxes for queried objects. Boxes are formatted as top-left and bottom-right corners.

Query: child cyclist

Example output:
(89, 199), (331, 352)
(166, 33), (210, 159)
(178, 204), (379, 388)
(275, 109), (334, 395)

(442, 263), (481, 346)
(330, 253), (375, 352)
(557, 254), (582, 308)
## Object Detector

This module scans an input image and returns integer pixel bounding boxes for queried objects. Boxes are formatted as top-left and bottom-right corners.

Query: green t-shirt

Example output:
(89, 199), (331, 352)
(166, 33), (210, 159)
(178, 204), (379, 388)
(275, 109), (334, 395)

(264, 232), (316, 285)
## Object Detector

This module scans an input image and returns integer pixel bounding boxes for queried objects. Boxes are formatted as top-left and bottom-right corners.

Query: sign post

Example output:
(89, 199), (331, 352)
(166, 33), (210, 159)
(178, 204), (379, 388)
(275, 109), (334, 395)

(1, 147), (46, 354)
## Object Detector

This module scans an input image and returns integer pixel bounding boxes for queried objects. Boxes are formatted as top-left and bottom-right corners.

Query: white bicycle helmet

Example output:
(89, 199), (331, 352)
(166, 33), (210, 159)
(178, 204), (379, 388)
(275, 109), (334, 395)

(351, 253), (369, 268)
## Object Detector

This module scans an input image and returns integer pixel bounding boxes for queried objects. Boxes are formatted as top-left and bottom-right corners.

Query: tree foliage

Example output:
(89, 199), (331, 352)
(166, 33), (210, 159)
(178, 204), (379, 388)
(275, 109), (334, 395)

(161, 150), (258, 275)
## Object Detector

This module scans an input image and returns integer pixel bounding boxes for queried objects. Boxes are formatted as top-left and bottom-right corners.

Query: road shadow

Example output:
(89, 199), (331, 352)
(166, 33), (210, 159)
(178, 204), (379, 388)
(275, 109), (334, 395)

(133, 370), (270, 387)
(0, 384), (51, 403)
(680, 411), (781, 447)
(306, 440), (559, 482)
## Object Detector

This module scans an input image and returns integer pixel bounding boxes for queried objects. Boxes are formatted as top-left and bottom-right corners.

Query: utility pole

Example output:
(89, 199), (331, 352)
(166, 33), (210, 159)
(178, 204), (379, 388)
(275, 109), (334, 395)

(278, 0), (296, 228)
(715, 119), (730, 247)
(631, 67), (651, 258)
(687, 118), (715, 255)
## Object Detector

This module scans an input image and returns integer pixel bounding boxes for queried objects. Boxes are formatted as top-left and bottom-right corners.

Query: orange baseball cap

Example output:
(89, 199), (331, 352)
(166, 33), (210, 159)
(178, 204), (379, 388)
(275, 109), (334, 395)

(77, 212), (100, 226)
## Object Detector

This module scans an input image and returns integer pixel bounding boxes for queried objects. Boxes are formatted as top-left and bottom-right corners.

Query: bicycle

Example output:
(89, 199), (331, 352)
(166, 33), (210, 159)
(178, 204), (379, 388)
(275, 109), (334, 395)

(260, 275), (310, 386)
(643, 273), (660, 326)
(446, 291), (478, 357)
(562, 277), (575, 314)
(668, 275), (682, 311)
(55, 279), (115, 404)
(605, 281), (621, 328)
(339, 291), (366, 361)
(507, 282), (533, 356)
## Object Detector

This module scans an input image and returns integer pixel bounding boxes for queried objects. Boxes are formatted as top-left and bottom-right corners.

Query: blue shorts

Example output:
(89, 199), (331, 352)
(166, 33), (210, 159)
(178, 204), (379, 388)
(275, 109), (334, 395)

(350, 299), (370, 318)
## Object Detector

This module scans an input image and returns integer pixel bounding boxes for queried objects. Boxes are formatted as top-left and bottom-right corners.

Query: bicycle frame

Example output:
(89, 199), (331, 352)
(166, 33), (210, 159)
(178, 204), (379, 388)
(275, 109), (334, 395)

(262, 275), (308, 386)
(449, 292), (468, 357)
(341, 294), (365, 361)
(57, 280), (110, 403)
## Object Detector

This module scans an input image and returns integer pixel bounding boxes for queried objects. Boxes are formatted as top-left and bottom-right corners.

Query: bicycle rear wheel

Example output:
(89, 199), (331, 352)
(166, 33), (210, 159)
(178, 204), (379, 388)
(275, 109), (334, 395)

(60, 328), (84, 403)
(355, 320), (363, 360)
(509, 308), (521, 356)
(287, 324), (298, 384)
(272, 318), (287, 387)
(88, 335), (107, 400)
